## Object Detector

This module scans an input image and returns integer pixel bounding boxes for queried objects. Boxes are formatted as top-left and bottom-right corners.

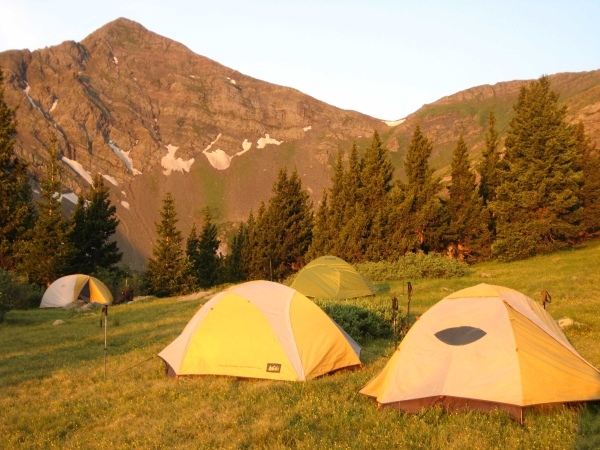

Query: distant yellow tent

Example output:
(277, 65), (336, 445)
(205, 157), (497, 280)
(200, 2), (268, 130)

(40, 275), (113, 308)
(290, 256), (377, 299)
(158, 280), (362, 381)
(359, 283), (600, 422)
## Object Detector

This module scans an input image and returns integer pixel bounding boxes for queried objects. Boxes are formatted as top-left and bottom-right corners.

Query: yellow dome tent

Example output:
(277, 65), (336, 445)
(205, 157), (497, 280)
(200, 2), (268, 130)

(359, 283), (600, 422)
(40, 275), (113, 308)
(290, 256), (377, 299)
(158, 280), (362, 381)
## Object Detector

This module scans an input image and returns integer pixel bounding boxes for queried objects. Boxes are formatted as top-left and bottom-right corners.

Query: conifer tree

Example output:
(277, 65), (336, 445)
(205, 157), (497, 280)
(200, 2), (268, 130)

(268, 167), (313, 279)
(223, 222), (248, 283)
(0, 67), (35, 270)
(306, 189), (331, 260)
(492, 76), (582, 260)
(144, 192), (192, 296)
(19, 135), (73, 286)
(67, 174), (121, 274)
(244, 203), (270, 280)
(445, 134), (491, 261)
(389, 124), (442, 257)
(196, 207), (220, 289)
(574, 122), (600, 238)
(185, 222), (200, 287)
(478, 110), (501, 205)
(360, 131), (394, 261)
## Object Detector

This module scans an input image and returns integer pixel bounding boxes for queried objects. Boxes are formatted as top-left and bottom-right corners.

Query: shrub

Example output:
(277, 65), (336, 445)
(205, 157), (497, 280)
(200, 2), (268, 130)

(0, 269), (44, 320)
(316, 302), (392, 343)
(355, 252), (467, 282)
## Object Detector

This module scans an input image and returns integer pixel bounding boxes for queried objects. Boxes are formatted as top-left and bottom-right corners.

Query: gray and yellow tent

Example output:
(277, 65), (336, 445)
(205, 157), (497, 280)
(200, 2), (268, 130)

(291, 256), (377, 299)
(40, 275), (113, 308)
(359, 284), (600, 422)
(158, 280), (361, 381)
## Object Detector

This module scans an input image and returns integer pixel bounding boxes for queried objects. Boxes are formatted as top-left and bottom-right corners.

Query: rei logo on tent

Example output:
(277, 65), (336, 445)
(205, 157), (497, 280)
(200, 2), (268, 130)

(266, 363), (282, 373)
(434, 326), (487, 346)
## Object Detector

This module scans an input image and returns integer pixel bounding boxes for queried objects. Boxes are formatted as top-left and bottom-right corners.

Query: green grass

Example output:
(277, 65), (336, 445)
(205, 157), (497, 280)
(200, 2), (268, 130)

(2, 243), (600, 448)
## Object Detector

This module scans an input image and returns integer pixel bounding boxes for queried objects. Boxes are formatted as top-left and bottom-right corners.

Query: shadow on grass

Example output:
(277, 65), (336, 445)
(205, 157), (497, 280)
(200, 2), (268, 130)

(575, 402), (600, 449)
(374, 283), (390, 295)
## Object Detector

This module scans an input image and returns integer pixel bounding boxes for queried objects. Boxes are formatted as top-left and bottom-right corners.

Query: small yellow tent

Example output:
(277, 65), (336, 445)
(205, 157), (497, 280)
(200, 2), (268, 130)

(158, 280), (362, 381)
(40, 275), (113, 308)
(359, 283), (600, 422)
(290, 256), (377, 299)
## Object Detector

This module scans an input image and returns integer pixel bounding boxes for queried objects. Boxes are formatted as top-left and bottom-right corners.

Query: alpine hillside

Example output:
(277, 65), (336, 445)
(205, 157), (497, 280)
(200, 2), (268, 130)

(1, 17), (599, 268)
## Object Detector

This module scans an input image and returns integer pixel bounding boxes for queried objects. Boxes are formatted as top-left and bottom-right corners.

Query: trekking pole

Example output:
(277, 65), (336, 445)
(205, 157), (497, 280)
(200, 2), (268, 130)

(406, 282), (412, 329)
(103, 305), (108, 380)
(392, 296), (398, 348)
(542, 290), (551, 310)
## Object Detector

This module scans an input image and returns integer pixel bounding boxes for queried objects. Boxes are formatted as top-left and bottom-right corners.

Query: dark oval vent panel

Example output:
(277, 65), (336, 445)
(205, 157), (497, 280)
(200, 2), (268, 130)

(434, 326), (487, 346)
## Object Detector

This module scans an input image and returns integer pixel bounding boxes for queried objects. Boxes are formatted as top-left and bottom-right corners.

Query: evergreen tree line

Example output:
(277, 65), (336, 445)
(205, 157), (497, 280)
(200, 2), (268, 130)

(241, 76), (600, 277)
(144, 76), (600, 295)
(0, 67), (123, 294)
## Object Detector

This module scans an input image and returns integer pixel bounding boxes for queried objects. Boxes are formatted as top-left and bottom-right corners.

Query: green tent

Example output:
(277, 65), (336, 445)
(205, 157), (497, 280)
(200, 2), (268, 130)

(291, 256), (377, 299)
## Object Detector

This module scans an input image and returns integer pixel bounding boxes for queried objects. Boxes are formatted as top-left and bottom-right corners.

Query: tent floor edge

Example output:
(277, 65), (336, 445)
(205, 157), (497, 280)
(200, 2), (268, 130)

(381, 396), (524, 423)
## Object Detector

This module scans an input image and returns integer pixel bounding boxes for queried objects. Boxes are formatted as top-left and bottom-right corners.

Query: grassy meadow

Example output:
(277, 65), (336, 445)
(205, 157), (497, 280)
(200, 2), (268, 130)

(2, 242), (600, 449)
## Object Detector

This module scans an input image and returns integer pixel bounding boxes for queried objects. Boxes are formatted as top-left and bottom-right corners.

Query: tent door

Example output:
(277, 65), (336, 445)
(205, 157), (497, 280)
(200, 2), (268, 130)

(78, 280), (91, 302)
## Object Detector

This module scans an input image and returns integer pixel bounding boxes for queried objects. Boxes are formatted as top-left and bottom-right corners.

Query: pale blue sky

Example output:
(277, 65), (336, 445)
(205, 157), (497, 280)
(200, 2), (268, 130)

(1, 0), (599, 120)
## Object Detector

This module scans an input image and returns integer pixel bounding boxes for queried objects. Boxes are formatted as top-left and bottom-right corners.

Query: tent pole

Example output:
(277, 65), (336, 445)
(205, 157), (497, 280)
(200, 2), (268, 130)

(103, 305), (108, 380)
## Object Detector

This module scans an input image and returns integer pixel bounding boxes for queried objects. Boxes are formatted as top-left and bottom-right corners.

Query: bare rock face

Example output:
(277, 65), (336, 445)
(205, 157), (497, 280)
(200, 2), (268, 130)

(0, 18), (384, 269)
(1, 18), (600, 269)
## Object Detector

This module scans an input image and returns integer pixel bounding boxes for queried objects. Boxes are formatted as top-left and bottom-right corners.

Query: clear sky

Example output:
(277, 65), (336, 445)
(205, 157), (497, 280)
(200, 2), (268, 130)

(1, 0), (599, 120)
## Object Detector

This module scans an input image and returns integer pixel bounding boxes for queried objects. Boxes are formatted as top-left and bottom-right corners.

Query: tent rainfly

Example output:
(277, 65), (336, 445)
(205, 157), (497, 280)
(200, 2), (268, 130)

(359, 283), (600, 422)
(40, 275), (113, 308)
(158, 280), (362, 381)
(290, 255), (377, 299)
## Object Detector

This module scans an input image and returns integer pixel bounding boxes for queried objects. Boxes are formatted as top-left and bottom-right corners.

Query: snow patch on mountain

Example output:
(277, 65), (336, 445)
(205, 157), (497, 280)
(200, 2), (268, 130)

(121, 191), (126, 197)
(237, 139), (252, 156)
(161, 144), (195, 175)
(204, 149), (233, 170)
(384, 118), (405, 127)
(61, 157), (93, 184)
(60, 192), (79, 204)
(49, 99), (58, 113)
(121, 201), (130, 210)
(230, 79), (236, 85)
(189, 75), (195, 78)
(113, 56), (118, 64)
(257, 134), (283, 149)
(303, 126), (312, 131)
(102, 174), (119, 186)
(107, 141), (142, 175)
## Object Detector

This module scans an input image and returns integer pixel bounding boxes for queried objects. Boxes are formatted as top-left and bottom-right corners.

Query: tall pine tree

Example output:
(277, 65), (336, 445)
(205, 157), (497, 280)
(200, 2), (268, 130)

(361, 131), (395, 261)
(574, 121), (600, 238)
(19, 135), (73, 286)
(477, 110), (502, 205)
(389, 124), (442, 257)
(67, 174), (122, 274)
(492, 76), (582, 260)
(223, 222), (248, 283)
(185, 222), (200, 289)
(196, 207), (220, 289)
(144, 192), (192, 296)
(0, 66), (35, 270)
(306, 189), (331, 260)
(445, 134), (491, 261)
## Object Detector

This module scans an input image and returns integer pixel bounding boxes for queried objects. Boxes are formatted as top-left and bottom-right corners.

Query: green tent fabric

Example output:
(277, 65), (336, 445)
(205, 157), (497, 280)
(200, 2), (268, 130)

(291, 256), (377, 299)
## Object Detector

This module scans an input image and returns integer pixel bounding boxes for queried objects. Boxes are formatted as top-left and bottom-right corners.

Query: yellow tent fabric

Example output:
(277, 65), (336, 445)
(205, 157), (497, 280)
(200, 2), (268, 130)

(290, 256), (377, 299)
(359, 283), (600, 422)
(158, 280), (362, 381)
(40, 275), (113, 308)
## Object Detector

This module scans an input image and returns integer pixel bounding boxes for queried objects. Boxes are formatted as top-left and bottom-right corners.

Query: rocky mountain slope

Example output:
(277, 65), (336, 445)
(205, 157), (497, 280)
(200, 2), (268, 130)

(0, 18), (387, 269)
(1, 18), (599, 269)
